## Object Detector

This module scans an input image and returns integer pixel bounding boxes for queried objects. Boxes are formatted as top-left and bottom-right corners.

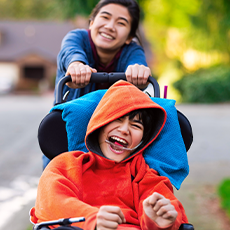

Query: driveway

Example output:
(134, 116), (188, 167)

(0, 95), (229, 230)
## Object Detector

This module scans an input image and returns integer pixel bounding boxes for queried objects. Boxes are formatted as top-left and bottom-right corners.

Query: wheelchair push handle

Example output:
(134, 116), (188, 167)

(56, 72), (160, 104)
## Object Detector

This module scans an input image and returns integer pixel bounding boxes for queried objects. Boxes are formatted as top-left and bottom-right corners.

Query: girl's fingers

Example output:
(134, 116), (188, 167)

(131, 65), (138, 85)
(66, 62), (95, 88)
(126, 64), (151, 86)
(125, 66), (132, 82)
(126, 64), (138, 85)
(143, 68), (151, 84)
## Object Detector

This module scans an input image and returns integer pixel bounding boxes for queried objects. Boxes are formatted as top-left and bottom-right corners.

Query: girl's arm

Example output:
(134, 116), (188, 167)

(65, 61), (97, 89)
(56, 29), (94, 87)
(117, 43), (151, 89)
(125, 64), (151, 89)
(57, 29), (90, 74)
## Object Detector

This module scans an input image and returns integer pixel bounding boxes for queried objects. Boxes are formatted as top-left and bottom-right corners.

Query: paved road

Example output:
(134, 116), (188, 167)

(175, 103), (230, 229)
(176, 103), (230, 185)
(0, 94), (229, 230)
(0, 94), (53, 230)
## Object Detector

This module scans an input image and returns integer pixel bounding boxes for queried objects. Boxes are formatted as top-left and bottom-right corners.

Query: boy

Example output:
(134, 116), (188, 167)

(31, 80), (188, 230)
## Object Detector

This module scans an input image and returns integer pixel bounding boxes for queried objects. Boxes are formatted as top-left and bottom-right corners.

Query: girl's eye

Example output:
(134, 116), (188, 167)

(102, 16), (109, 20)
(118, 22), (125, 26)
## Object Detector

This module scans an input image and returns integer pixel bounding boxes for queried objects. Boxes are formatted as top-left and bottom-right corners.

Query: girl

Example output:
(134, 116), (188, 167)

(44, 0), (151, 169)
(55, 0), (151, 103)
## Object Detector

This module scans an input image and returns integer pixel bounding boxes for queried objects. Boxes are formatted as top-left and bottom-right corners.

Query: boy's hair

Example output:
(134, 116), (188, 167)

(126, 108), (156, 150)
(89, 0), (140, 39)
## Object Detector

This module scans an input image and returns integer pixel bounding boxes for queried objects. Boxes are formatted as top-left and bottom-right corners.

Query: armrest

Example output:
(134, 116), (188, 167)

(179, 223), (194, 230)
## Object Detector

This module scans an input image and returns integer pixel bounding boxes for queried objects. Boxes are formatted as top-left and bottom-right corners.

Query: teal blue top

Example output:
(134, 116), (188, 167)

(55, 29), (148, 103)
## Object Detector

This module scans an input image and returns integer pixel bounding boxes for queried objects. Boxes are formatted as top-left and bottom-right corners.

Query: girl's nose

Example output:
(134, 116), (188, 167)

(104, 20), (115, 30)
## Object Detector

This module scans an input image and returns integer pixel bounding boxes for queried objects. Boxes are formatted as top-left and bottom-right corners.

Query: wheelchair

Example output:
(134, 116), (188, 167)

(34, 73), (194, 230)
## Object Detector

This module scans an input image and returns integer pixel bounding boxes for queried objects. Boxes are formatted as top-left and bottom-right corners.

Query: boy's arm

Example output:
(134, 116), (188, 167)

(137, 170), (188, 230)
(142, 192), (178, 229)
(31, 162), (98, 229)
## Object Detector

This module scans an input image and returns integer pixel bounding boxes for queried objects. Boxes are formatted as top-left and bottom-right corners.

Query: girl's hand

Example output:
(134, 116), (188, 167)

(125, 64), (151, 89)
(143, 192), (178, 228)
(96, 206), (126, 230)
(66, 61), (97, 88)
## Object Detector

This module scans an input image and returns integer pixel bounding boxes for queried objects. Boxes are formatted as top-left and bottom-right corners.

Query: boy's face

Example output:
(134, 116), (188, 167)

(99, 114), (144, 162)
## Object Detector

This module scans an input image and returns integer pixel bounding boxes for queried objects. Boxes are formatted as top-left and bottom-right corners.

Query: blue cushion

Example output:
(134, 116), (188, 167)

(51, 90), (189, 190)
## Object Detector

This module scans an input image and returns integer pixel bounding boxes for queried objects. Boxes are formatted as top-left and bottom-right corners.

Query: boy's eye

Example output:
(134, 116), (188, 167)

(131, 122), (143, 130)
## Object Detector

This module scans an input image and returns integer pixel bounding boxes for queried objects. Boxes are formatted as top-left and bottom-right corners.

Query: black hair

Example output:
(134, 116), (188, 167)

(89, 0), (140, 40)
(89, 107), (163, 157)
(126, 108), (157, 149)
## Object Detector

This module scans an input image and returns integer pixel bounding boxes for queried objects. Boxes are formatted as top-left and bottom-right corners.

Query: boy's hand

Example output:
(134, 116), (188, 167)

(66, 61), (97, 88)
(143, 192), (178, 228)
(125, 64), (151, 89)
(96, 206), (126, 230)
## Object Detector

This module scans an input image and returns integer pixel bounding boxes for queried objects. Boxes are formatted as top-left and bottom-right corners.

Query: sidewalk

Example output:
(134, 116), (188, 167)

(175, 103), (230, 230)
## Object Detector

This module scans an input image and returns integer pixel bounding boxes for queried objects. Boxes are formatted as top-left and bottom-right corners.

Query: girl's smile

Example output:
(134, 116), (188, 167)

(89, 4), (133, 65)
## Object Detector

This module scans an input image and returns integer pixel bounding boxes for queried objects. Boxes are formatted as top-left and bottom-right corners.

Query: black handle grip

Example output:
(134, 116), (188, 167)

(56, 72), (160, 104)
(34, 217), (85, 230)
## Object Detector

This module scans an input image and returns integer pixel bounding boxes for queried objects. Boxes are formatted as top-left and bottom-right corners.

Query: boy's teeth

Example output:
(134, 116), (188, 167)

(101, 33), (113, 39)
(111, 136), (127, 144)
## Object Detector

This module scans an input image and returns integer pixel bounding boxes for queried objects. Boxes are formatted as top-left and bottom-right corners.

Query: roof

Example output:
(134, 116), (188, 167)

(0, 21), (75, 62)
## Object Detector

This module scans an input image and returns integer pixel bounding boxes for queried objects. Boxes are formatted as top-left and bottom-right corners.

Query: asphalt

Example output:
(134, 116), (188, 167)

(0, 94), (229, 230)
(175, 103), (230, 230)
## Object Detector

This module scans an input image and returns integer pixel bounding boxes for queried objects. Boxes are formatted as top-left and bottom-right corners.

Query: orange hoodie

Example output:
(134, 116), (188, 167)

(30, 80), (188, 230)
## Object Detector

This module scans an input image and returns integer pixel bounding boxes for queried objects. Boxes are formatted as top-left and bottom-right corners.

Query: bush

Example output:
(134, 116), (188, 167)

(218, 178), (230, 218)
(173, 65), (230, 103)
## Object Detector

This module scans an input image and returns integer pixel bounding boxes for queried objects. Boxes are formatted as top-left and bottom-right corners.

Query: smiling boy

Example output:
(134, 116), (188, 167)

(31, 80), (188, 230)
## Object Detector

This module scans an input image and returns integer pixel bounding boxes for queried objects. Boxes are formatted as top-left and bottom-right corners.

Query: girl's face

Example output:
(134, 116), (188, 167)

(99, 114), (144, 163)
(89, 4), (133, 55)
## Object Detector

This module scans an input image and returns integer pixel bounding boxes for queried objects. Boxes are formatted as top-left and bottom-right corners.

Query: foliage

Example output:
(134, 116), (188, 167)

(26, 224), (33, 230)
(143, 0), (230, 52)
(218, 178), (230, 218)
(0, 0), (145, 20)
(173, 65), (230, 103)
(142, 0), (230, 78)
(0, 0), (95, 20)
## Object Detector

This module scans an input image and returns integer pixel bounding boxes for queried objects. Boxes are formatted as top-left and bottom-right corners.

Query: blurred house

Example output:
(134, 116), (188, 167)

(0, 21), (74, 93)
(0, 19), (153, 94)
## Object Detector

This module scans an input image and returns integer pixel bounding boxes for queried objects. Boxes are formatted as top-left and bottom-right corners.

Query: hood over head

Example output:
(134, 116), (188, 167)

(85, 80), (167, 161)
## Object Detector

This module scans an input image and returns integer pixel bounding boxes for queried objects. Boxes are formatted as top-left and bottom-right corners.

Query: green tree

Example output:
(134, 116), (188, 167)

(142, 0), (230, 70)
(0, 0), (145, 20)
